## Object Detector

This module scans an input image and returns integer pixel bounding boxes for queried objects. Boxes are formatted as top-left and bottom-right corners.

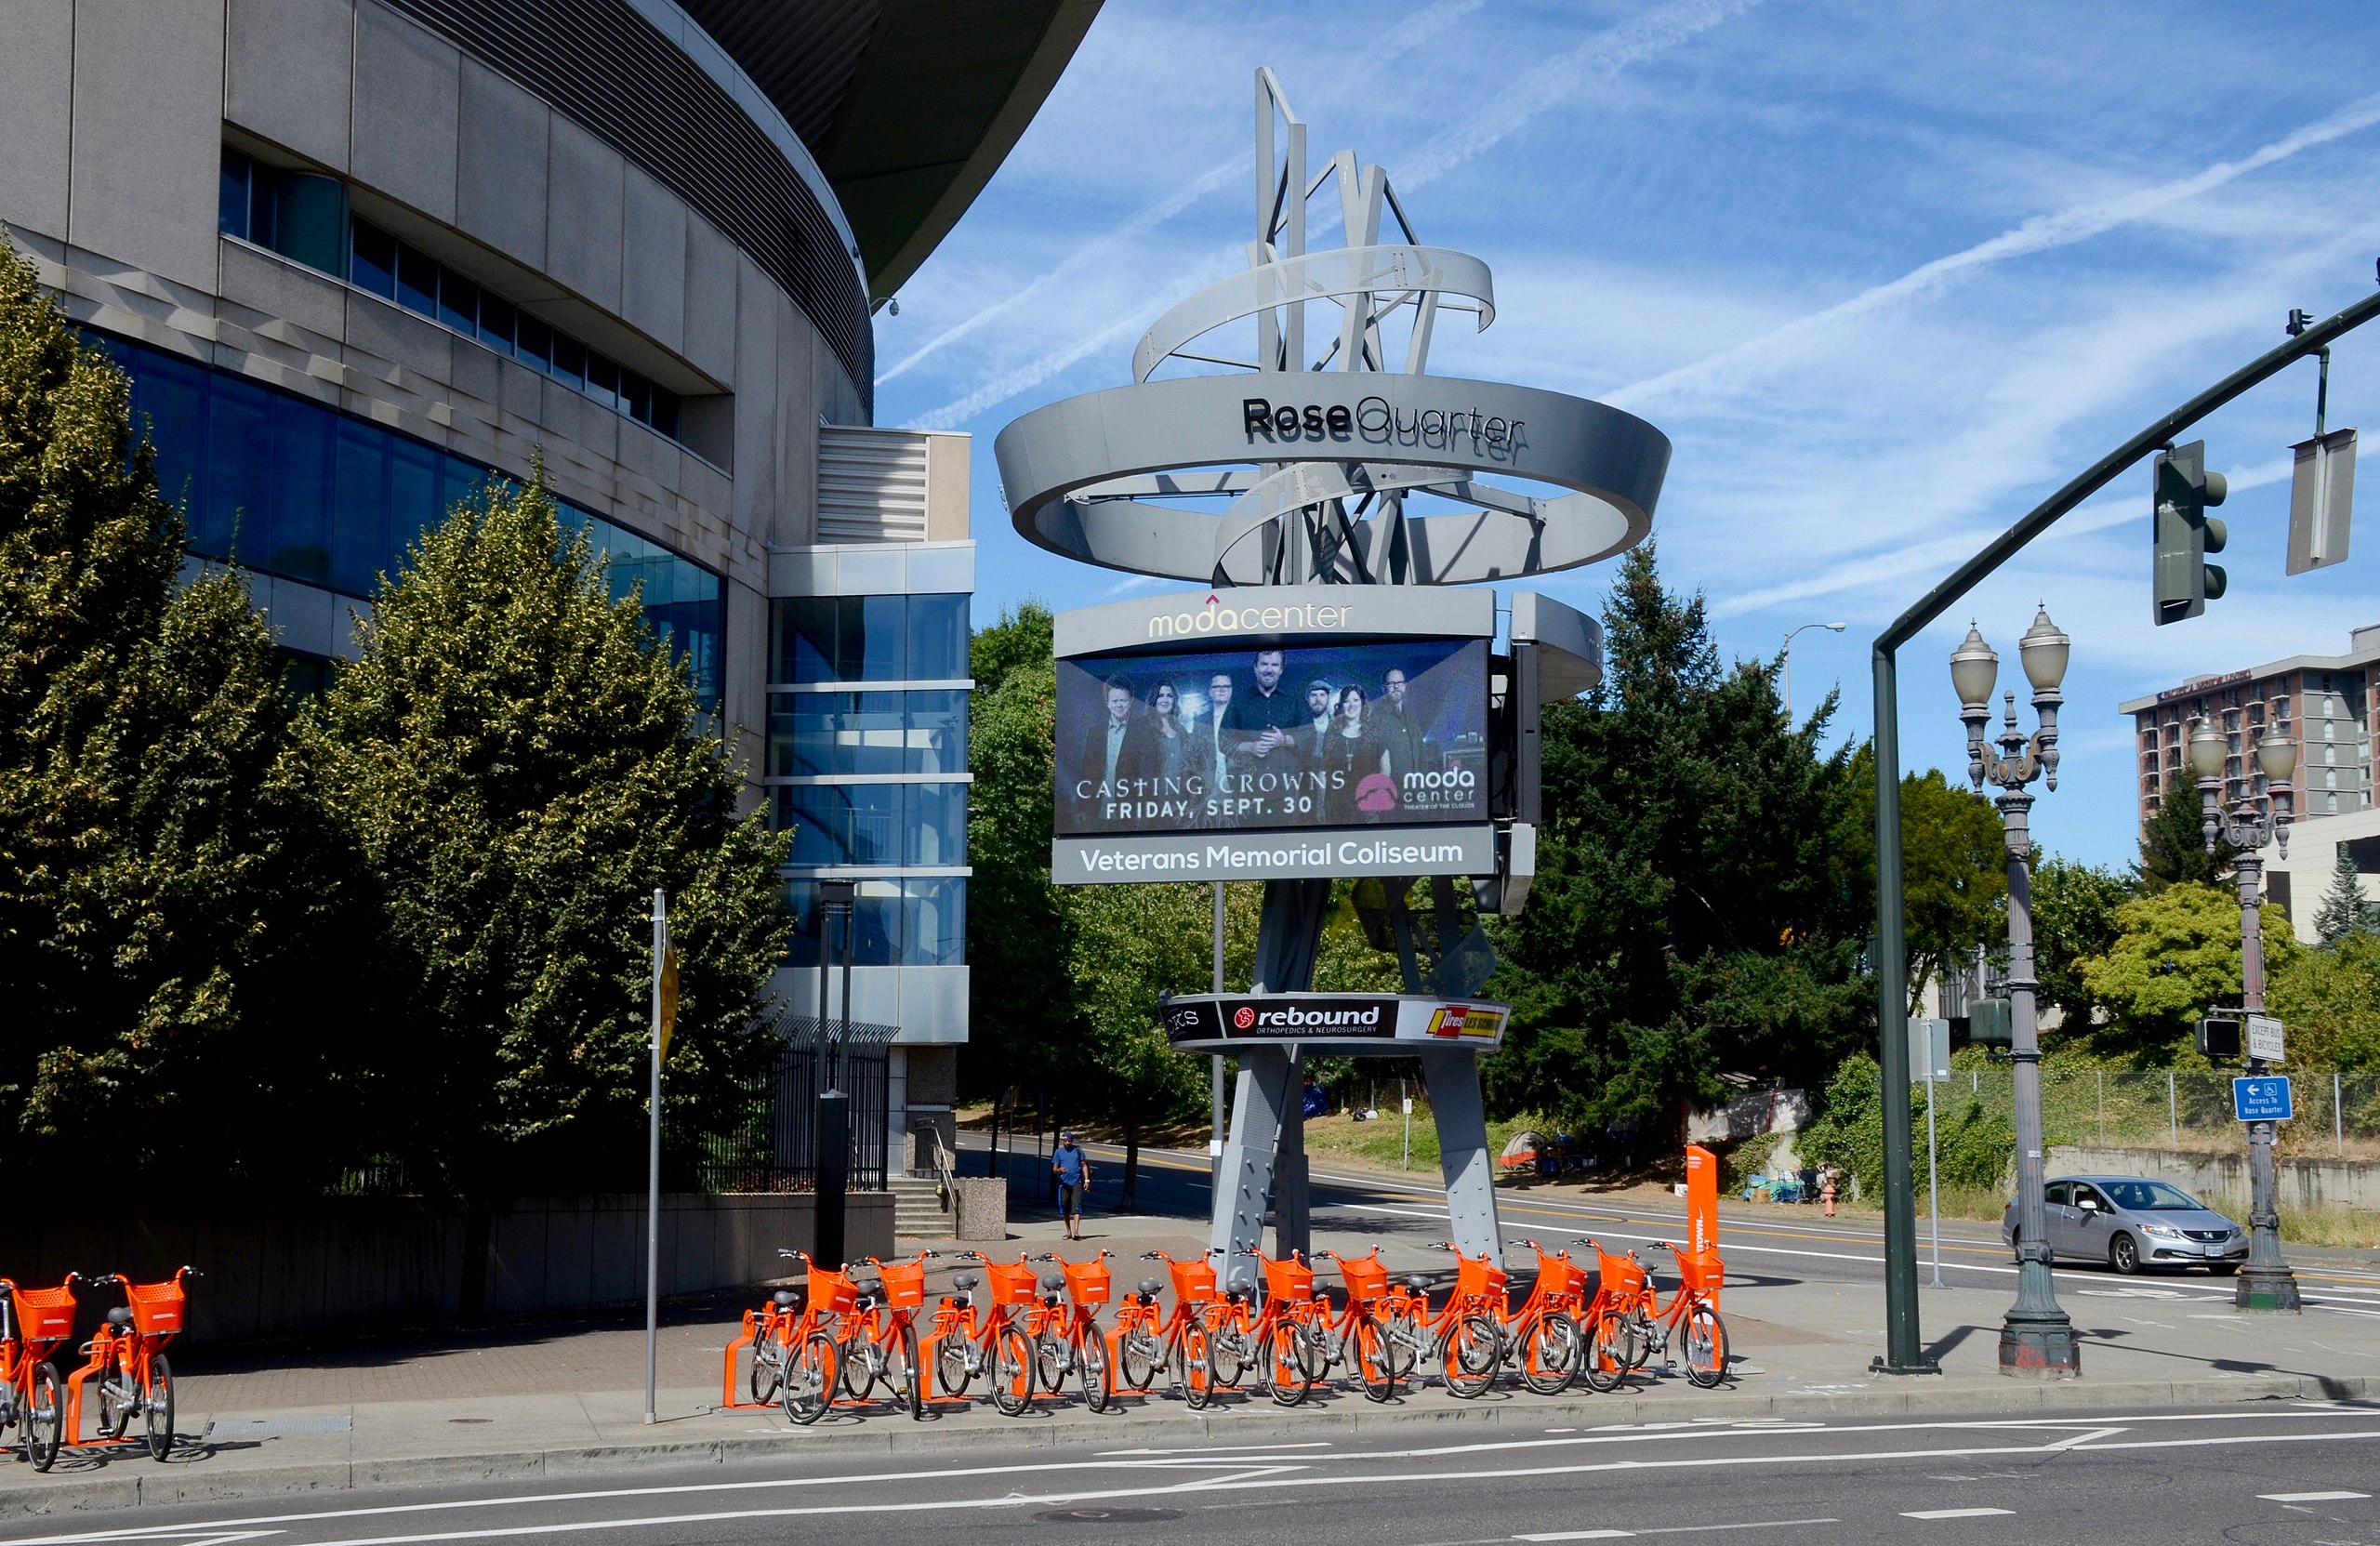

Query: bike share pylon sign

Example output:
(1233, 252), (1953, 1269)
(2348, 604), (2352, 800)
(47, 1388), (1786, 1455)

(994, 71), (1668, 1275)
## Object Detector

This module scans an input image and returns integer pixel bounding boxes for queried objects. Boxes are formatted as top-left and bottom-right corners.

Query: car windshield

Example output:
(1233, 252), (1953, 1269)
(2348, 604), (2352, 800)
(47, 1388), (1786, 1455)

(2101, 1180), (2201, 1211)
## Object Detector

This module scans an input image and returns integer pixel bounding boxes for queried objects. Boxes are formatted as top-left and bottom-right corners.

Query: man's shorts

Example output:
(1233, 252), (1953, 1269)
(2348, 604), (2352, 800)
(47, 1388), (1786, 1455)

(1060, 1183), (1082, 1217)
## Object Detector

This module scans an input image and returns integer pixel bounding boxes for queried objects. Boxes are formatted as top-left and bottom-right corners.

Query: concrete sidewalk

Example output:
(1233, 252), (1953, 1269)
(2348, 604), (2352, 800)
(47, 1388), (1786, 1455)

(7, 1209), (2378, 1520)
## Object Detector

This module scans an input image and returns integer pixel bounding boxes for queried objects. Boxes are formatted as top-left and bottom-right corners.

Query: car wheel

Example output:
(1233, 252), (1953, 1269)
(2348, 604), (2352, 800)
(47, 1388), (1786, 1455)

(2109, 1233), (2140, 1275)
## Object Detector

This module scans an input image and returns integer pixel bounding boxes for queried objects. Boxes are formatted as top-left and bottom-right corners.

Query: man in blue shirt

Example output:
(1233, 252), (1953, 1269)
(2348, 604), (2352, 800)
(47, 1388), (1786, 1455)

(1051, 1130), (1093, 1241)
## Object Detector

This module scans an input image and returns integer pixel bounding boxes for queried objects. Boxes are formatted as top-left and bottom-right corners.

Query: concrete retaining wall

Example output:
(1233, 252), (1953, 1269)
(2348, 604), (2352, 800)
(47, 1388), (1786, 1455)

(2050, 1144), (2380, 1213)
(0, 1192), (892, 1345)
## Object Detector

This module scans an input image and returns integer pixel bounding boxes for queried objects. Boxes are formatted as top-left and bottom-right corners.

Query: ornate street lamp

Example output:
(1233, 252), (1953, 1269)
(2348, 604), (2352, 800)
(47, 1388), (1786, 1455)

(1954, 606), (2080, 1377)
(2191, 718), (2301, 1312)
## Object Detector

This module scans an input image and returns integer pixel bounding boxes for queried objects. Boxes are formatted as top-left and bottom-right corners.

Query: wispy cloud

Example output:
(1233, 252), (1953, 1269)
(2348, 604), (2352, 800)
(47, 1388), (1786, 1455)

(1609, 88), (2380, 415)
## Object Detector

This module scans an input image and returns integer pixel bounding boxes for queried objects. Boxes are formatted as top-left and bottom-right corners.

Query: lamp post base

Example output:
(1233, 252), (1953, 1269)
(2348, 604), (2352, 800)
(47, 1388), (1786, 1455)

(2236, 1263), (2302, 1314)
(1999, 1315), (2082, 1378)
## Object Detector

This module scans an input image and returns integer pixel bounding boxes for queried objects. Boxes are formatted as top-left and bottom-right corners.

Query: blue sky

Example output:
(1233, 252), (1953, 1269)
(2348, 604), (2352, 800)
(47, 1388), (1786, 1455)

(868, 0), (2380, 874)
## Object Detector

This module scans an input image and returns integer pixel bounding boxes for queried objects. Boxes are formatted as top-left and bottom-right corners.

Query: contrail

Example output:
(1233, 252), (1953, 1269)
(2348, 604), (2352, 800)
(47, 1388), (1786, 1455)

(1609, 88), (2380, 414)
(877, 0), (1488, 388)
(906, 0), (1759, 428)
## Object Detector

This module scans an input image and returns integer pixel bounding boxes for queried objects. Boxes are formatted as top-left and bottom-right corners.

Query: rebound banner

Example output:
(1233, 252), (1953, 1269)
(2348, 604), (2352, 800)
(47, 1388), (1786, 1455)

(1161, 992), (1508, 1052)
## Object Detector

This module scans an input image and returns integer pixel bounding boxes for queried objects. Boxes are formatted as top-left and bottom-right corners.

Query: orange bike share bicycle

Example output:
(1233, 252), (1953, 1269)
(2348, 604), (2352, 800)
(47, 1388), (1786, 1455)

(1235, 1249), (1327, 1407)
(756, 1249), (847, 1425)
(67, 1267), (197, 1460)
(1026, 1252), (1116, 1412)
(1375, 1242), (1505, 1398)
(1614, 1240), (1726, 1388)
(1493, 1239), (1588, 1394)
(0, 1275), (75, 1471)
(1120, 1250), (1220, 1407)
(919, 1251), (1036, 1415)
(1571, 1236), (1652, 1393)
(840, 1250), (936, 1419)
(1313, 1248), (1406, 1402)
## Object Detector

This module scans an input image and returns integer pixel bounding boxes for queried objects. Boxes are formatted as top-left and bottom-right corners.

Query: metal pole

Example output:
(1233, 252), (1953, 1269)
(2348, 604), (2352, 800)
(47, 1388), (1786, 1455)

(644, 888), (664, 1426)
(1868, 282), (2380, 1372)
(2338, 1071), (2347, 1156)
(2097, 1070), (2105, 1147)
(1211, 882), (1226, 1179)
(1924, 1064), (1942, 1288)
(2171, 1070), (2178, 1147)
(2232, 846), (2300, 1311)
(1998, 780), (2078, 1374)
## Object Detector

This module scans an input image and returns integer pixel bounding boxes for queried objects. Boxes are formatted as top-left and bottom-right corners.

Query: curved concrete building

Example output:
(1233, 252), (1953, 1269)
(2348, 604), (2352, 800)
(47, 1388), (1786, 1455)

(0, 0), (1097, 1175)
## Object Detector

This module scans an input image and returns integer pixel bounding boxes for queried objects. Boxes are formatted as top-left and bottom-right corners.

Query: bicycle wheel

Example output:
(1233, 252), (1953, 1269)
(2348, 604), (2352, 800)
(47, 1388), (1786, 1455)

(1682, 1304), (1729, 1389)
(1173, 1324), (1212, 1410)
(781, 1332), (837, 1426)
(1209, 1324), (1247, 1389)
(1034, 1326), (1070, 1395)
(1441, 1314), (1501, 1399)
(748, 1338), (783, 1406)
(1083, 1330), (1114, 1414)
(1382, 1305), (1423, 1380)
(1520, 1312), (1581, 1395)
(141, 1354), (175, 1460)
(1623, 1309), (1658, 1370)
(99, 1368), (134, 1440)
(990, 1326), (1036, 1416)
(900, 1322), (925, 1420)
(1118, 1328), (1161, 1393)
(840, 1336), (880, 1401)
(1579, 1309), (1627, 1393)
(936, 1332), (974, 1400)
(1264, 1321), (1312, 1407)
(1296, 1317), (1330, 1382)
(1352, 1315), (1395, 1403)
(26, 1363), (63, 1473)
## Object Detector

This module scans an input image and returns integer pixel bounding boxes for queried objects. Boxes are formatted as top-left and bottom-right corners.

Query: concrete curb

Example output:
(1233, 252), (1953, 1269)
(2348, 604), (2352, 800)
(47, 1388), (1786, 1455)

(4, 1372), (2372, 1520)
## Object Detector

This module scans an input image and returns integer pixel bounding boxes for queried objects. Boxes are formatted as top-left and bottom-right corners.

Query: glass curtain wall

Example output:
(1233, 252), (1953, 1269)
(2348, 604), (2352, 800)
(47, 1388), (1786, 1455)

(95, 333), (721, 707)
(769, 595), (970, 968)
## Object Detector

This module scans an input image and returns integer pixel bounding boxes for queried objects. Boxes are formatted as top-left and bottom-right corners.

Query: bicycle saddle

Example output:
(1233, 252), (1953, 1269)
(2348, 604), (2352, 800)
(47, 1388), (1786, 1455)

(106, 1305), (133, 1328)
(1137, 1278), (1161, 1297)
(1403, 1277), (1430, 1294)
(1039, 1273), (1065, 1292)
(953, 1274), (979, 1291)
(772, 1289), (799, 1308)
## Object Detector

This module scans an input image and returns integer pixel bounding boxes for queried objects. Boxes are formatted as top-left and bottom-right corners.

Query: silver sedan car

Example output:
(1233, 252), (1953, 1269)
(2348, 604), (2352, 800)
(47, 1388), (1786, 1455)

(2001, 1174), (2248, 1275)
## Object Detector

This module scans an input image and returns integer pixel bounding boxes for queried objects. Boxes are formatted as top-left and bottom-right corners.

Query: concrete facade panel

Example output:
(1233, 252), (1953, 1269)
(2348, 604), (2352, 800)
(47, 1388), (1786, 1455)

(619, 165), (685, 356)
(729, 256), (778, 544)
(342, 292), (454, 384)
(544, 116), (624, 315)
(0, 0), (73, 243)
(69, 0), (226, 291)
(455, 59), (547, 271)
(775, 299), (820, 550)
(350, 0), (457, 222)
(681, 213), (737, 386)
(218, 241), (348, 342)
(227, 0), (356, 172)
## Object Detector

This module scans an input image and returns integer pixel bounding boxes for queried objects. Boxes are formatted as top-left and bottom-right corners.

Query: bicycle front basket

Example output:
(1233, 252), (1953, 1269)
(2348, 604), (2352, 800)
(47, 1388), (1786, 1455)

(10, 1283), (77, 1344)
(808, 1266), (859, 1317)
(123, 1277), (185, 1337)
(1062, 1259), (1112, 1305)
(1261, 1255), (1315, 1302)
(875, 1260), (928, 1309)
(1166, 1258), (1218, 1304)
(986, 1262), (1040, 1307)
(1334, 1255), (1388, 1304)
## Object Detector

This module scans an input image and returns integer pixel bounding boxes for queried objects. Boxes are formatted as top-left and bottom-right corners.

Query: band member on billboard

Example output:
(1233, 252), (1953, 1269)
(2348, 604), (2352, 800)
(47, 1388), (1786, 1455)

(1200, 671), (1238, 808)
(1145, 681), (1192, 786)
(1072, 675), (1153, 796)
(1229, 649), (1306, 760)
(1322, 683), (1392, 824)
(1301, 678), (1337, 764)
(1377, 667), (1430, 781)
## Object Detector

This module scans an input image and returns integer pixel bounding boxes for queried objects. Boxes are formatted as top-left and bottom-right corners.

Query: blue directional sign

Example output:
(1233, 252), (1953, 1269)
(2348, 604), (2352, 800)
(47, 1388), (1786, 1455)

(2233, 1076), (2294, 1123)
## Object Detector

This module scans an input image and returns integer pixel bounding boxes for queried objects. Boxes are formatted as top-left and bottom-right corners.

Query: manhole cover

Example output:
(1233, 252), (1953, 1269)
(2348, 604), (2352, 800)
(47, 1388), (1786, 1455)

(1035, 1508), (1183, 1524)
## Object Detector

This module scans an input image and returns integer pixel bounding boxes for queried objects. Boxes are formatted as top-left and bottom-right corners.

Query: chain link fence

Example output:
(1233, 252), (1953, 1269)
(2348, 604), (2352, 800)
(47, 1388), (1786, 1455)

(1921, 1066), (2380, 1159)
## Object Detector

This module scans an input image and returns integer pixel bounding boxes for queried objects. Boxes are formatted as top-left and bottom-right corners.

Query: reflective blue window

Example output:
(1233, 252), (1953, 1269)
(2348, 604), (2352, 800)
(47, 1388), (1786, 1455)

(781, 878), (964, 968)
(771, 595), (972, 684)
(769, 782), (968, 868)
(905, 783), (968, 865)
(95, 331), (722, 708)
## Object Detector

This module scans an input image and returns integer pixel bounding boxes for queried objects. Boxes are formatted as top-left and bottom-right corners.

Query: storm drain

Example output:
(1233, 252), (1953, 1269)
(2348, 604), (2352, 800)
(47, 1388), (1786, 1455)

(205, 1416), (354, 1436)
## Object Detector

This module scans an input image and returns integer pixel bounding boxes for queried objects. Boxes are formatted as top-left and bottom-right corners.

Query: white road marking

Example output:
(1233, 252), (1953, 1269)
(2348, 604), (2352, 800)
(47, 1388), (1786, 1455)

(1513, 1532), (1633, 1540)
(2259, 1489), (2371, 1501)
(1901, 1507), (2015, 1518)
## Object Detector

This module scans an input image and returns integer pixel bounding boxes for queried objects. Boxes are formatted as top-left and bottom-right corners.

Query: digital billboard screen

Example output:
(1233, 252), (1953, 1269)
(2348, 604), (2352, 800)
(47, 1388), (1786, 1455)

(1054, 637), (1488, 838)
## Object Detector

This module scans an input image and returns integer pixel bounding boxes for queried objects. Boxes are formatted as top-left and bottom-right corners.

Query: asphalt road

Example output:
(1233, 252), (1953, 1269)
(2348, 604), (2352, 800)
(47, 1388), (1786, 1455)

(14, 1404), (2378, 1545)
(998, 1135), (2380, 1317)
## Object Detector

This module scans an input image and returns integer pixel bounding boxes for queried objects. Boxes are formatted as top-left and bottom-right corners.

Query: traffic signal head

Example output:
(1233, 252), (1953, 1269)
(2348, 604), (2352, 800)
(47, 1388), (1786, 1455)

(2197, 1014), (2241, 1062)
(2153, 440), (2228, 625)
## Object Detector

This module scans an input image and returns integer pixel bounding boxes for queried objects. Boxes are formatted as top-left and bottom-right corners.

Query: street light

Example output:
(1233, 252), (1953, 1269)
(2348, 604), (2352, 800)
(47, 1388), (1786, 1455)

(2195, 719), (2301, 1312)
(1954, 606), (2080, 1377)
(1781, 621), (1847, 718)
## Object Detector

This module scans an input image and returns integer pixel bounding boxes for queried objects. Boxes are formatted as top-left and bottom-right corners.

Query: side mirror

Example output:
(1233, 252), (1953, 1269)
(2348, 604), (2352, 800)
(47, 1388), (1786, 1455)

(2078, 1197), (2099, 1212)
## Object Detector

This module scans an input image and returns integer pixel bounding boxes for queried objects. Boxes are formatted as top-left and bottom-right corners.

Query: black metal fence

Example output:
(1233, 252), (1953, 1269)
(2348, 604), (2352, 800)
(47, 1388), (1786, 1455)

(698, 1011), (894, 1192)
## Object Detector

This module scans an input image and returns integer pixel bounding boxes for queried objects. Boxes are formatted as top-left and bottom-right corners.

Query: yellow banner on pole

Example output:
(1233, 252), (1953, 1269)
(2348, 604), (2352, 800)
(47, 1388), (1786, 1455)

(658, 946), (680, 1064)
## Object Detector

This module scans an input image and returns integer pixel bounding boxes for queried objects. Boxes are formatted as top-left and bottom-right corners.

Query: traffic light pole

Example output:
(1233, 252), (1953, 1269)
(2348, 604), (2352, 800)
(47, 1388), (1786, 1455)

(1868, 279), (2380, 1376)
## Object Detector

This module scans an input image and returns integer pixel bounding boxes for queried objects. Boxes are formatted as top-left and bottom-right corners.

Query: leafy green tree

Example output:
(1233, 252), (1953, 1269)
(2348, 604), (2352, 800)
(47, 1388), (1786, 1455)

(1798, 1052), (2013, 1199)
(2136, 773), (2230, 891)
(2313, 843), (2376, 943)
(311, 476), (788, 1198)
(1486, 545), (1872, 1150)
(0, 244), (365, 1189)
(1835, 749), (2007, 1011)
(2269, 933), (2380, 1070)
(2030, 856), (2131, 1035)
(2073, 881), (2301, 1064)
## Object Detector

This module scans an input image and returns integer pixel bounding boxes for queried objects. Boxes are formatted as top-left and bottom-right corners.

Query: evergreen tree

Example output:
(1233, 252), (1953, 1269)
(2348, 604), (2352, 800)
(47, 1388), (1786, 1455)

(0, 244), (364, 1188)
(2136, 771), (2230, 891)
(2030, 856), (2132, 1036)
(311, 476), (789, 1197)
(2313, 842), (2376, 943)
(1485, 545), (1872, 1151)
